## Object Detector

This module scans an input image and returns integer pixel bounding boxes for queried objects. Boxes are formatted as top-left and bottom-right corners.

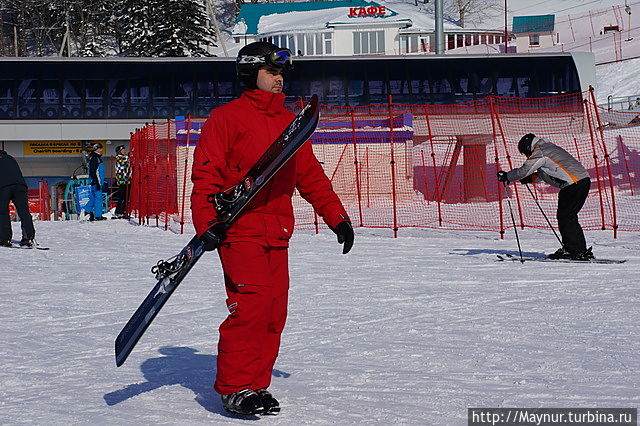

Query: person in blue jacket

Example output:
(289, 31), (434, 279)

(86, 144), (106, 221)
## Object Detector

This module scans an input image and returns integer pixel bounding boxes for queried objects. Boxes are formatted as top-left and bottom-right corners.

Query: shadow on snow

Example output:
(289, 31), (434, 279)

(104, 346), (291, 417)
(450, 248), (547, 258)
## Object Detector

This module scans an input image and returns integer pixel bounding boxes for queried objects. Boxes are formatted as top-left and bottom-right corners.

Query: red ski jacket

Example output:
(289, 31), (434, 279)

(190, 89), (349, 247)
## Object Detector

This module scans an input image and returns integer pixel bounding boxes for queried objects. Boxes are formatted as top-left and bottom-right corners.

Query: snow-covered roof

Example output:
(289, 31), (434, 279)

(235, 0), (468, 37)
(257, 6), (411, 34)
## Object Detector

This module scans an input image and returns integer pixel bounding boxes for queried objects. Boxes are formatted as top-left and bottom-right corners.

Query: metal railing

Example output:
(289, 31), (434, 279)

(606, 94), (640, 111)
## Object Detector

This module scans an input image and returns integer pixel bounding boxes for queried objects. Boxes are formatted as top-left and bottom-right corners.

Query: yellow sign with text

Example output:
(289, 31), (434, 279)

(24, 141), (105, 155)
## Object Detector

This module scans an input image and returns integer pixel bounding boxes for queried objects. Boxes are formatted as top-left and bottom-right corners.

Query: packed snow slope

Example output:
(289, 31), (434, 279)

(0, 220), (638, 424)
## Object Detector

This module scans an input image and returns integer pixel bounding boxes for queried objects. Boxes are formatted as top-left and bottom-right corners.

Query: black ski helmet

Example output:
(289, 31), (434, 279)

(236, 41), (293, 89)
(115, 144), (126, 154)
(518, 133), (536, 157)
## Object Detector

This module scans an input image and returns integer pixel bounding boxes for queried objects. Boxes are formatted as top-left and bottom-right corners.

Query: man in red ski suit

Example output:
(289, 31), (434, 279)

(190, 41), (354, 416)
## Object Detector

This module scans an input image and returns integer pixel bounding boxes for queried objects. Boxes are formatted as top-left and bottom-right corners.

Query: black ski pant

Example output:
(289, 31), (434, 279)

(557, 177), (590, 254)
(114, 183), (130, 215)
(0, 184), (35, 243)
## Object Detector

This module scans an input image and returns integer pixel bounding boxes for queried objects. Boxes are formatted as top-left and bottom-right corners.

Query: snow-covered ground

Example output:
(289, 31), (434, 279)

(1, 220), (638, 424)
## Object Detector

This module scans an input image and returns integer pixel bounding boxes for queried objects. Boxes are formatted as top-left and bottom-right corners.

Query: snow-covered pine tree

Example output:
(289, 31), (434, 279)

(116, 0), (215, 57)
(152, 0), (215, 56)
(116, 0), (155, 56)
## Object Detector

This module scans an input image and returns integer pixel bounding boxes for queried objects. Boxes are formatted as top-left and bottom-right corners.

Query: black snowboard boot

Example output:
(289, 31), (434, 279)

(0, 240), (12, 247)
(221, 389), (264, 415)
(19, 238), (34, 248)
(256, 389), (280, 415)
(547, 247), (571, 259)
(571, 247), (595, 261)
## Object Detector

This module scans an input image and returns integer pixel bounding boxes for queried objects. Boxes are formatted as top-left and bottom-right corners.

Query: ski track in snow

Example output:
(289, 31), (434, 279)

(0, 220), (638, 425)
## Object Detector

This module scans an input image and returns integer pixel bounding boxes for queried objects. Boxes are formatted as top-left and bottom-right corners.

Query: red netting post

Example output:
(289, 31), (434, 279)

(132, 131), (140, 223)
(617, 135), (634, 196)
(179, 115), (192, 235)
(151, 120), (159, 228)
(488, 96), (505, 238)
(138, 128), (145, 225)
(583, 98), (607, 230)
(129, 131), (136, 222)
(164, 118), (171, 230)
(422, 106), (442, 226)
(491, 95), (525, 228)
(572, 137), (583, 163)
(349, 108), (364, 227)
(365, 147), (371, 208)
(143, 127), (149, 225)
(589, 87), (619, 236)
(142, 124), (150, 225)
(387, 94), (398, 237)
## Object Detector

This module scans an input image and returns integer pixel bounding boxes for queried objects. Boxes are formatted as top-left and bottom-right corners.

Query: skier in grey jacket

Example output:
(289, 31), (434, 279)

(497, 133), (593, 260)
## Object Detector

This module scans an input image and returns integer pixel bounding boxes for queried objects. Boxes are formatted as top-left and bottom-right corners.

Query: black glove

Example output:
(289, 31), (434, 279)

(331, 221), (354, 254)
(497, 171), (508, 183)
(199, 221), (230, 251)
(519, 175), (534, 184)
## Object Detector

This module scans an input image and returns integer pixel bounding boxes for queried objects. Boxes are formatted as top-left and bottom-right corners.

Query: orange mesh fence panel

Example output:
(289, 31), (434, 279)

(129, 120), (179, 229)
(129, 91), (640, 235)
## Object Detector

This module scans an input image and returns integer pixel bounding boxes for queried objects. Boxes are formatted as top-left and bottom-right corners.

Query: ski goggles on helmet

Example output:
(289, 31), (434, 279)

(267, 49), (293, 69)
(237, 48), (293, 70)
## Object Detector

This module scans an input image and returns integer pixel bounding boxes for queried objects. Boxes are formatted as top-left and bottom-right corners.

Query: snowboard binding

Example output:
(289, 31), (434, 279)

(211, 177), (254, 219)
(151, 254), (188, 280)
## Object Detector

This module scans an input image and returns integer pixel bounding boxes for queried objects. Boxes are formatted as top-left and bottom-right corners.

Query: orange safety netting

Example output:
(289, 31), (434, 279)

(128, 90), (640, 237)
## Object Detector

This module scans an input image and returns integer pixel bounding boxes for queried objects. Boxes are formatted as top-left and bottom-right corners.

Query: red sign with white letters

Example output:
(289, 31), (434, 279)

(348, 6), (386, 17)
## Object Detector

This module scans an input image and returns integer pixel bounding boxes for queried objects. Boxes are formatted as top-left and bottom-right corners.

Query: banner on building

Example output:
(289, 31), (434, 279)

(23, 141), (105, 155)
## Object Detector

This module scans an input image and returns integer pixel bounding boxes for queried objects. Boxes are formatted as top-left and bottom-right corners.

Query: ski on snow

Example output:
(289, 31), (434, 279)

(497, 253), (626, 264)
(115, 95), (320, 367)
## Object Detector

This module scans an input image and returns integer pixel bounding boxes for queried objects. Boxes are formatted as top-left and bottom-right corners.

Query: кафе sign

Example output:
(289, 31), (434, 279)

(348, 5), (387, 17)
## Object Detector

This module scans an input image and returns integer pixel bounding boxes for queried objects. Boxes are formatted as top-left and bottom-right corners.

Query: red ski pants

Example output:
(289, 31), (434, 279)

(214, 241), (289, 395)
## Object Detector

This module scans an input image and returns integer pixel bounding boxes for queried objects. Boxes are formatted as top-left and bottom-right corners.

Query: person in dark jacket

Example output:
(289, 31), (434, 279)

(86, 144), (106, 221)
(191, 41), (354, 416)
(497, 133), (593, 260)
(113, 144), (131, 219)
(0, 149), (36, 247)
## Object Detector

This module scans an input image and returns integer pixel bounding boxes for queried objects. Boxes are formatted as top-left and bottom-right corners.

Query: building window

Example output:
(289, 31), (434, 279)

(260, 32), (333, 56)
(419, 36), (429, 52)
(401, 35), (430, 53)
(529, 34), (540, 46)
(324, 33), (332, 54)
(353, 31), (385, 55)
(447, 34), (455, 50)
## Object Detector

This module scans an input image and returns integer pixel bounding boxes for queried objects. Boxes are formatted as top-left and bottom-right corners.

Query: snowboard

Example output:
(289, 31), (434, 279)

(1, 242), (49, 250)
(115, 95), (320, 367)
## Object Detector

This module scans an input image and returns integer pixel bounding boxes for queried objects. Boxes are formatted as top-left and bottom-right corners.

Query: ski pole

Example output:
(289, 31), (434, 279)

(524, 183), (563, 248)
(503, 182), (524, 263)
